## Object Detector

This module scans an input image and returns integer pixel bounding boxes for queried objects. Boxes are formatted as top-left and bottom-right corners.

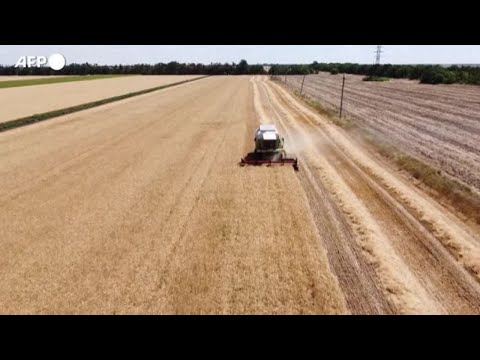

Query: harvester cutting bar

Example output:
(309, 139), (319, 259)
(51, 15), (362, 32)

(240, 156), (299, 171)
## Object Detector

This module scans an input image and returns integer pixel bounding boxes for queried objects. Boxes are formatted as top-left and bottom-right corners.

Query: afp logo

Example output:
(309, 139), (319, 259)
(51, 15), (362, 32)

(15, 53), (66, 71)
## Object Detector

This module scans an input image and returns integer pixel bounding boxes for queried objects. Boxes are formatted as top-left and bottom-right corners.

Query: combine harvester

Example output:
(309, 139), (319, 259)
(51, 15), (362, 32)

(240, 124), (299, 171)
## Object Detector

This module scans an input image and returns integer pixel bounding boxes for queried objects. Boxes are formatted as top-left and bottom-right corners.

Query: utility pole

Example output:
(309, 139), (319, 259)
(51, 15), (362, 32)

(339, 74), (346, 118)
(300, 74), (306, 95)
(375, 45), (383, 65)
(284, 67), (291, 84)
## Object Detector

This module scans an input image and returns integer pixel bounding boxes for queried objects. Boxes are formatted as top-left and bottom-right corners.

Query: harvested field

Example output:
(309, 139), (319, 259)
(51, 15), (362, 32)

(283, 73), (480, 192)
(1, 75), (479, 314)
(0, 75), (202, 123)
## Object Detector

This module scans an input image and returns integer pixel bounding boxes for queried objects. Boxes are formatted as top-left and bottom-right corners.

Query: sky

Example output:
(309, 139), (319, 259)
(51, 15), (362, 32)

(0, 45), (479, 65)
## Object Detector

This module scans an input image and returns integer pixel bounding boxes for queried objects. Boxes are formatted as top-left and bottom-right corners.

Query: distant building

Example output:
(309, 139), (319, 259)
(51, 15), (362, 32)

(263, 66), (271, 73)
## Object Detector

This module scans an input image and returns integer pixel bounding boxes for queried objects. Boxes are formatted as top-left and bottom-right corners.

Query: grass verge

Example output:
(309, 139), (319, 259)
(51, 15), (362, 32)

(0, 76), (209, 133)
(364, 136), (480, 224)
(0, 75), (129, 89)
(285, 82), (480, 224)
(292, 90), (353, 129)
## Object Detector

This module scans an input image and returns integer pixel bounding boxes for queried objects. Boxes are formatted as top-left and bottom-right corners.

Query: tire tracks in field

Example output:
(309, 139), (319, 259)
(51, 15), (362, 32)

(257, 76), (480, 314)
(273, 85), (480, 314)
(254, 78), (392, 314)
(272, 81), (480, 278)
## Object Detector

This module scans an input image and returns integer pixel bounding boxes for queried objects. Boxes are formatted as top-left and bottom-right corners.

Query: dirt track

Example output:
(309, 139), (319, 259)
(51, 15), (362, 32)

(1, 76), (479, 314)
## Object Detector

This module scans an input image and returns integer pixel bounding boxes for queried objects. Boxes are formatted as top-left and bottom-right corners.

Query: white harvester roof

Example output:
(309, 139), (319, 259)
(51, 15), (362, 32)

(262, 131), (277, 140)
(259, 124), (277, 132)
(255, 123), (279, 141)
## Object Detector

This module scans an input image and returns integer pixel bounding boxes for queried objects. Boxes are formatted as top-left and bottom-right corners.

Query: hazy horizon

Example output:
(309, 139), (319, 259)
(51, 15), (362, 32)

(1, 45), (479, 66)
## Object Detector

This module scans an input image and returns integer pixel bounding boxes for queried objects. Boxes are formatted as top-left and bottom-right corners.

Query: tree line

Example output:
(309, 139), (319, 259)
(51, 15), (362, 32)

(0, 60), (266, 76)
(2, 59), (479, 85)
(269, 62), (480, 85)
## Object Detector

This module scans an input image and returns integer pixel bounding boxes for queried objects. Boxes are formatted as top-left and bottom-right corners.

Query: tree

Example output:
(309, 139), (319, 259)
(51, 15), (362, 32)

(236, 59), (248, 74)
(420, 66), (447, 84)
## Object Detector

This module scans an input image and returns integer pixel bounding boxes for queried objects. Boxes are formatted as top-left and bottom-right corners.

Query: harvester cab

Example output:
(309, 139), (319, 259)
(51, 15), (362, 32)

(241, 124), (298, 171)
(254, 124), (284, 153)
